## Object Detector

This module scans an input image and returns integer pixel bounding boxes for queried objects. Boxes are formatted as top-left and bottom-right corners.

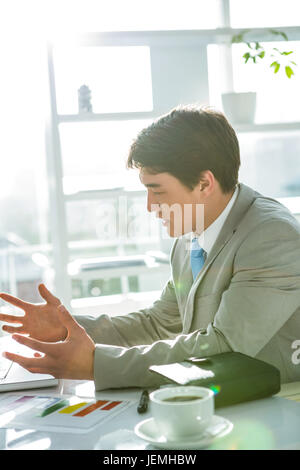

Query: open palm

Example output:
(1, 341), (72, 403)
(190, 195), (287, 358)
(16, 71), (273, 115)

(0, 284), (67, 342)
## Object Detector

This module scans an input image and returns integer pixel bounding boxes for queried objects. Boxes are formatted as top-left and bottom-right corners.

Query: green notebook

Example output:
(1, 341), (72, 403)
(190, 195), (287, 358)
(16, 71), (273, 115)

(149, 352), (281, 408)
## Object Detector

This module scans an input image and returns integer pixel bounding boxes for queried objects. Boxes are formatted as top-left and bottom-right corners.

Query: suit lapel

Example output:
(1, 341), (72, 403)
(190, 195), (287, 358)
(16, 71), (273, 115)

(182, 183), (259, 332)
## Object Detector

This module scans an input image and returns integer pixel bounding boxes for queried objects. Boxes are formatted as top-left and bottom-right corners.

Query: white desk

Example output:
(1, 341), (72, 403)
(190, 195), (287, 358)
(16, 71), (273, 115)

(0, 379), (299, 450)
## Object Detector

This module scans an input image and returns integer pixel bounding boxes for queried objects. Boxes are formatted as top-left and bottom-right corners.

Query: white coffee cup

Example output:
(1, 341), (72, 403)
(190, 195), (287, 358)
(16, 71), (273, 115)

(149, 386), (214, 441)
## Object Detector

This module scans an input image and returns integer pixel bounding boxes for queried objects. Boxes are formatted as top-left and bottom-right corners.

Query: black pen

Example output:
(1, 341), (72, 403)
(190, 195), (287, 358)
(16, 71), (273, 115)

(137, 389), (149, 414)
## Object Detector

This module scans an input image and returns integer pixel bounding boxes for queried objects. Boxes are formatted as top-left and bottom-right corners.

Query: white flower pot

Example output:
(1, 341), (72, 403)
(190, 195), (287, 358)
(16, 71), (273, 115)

(221, 92), (257, 124)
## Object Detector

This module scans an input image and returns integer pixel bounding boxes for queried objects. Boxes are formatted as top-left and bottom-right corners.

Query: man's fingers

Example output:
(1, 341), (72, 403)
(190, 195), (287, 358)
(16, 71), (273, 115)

(0, 313), (25, 334)
(57, 304), (81, 332)
(2, 325), (27, 335)
(0, 292), (30, 310)
(2, 352), (51, 375)
(0, 313), (24, 324)
(2, 351), (39, 369)
(34, 352), (43, 358)
(38, 284), (61, 307)
(12, 334), (52, 355)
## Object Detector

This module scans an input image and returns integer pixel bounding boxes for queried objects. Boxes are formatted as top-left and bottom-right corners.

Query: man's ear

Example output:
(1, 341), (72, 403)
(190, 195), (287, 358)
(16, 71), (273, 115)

(199, 171), (215, 192)
(200, 182), (208, 191)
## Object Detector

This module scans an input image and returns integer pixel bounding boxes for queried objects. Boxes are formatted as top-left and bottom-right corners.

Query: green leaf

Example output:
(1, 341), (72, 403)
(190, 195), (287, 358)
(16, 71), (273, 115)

(290, 61), (297, 66)
(281, 51), (293, 56)
(243, 52), (251, 63)
(280, 32), (289, 41)
(231, 35), (240, 43)
(257, 51), (265, 59)
(269, 29), (289, 41)
(231, 29), (251, 44)
(232, 33), (244, 43)
(285, 66), (294, 78)
(270, 61), (280, 73)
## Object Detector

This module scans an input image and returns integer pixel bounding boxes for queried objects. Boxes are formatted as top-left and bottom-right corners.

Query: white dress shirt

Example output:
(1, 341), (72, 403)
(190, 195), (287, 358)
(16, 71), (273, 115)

(192, 185), (239, 257)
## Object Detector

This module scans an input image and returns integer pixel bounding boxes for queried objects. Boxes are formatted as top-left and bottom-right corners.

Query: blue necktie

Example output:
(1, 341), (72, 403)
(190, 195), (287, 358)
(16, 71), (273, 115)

(190, 237), (206, 280)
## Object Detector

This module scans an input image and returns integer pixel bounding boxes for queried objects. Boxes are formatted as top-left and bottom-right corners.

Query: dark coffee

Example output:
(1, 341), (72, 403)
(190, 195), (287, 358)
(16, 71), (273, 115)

(162, 395), (203, 402)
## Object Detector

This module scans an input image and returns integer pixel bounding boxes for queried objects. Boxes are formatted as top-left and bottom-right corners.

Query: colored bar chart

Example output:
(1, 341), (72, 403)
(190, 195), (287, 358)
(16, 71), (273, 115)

(39, 399), (69, 417)
(74, 400), (109, 417)
(4, 396), (34, 412)
(101, 401), (122, 411)
(0, 393), (134, 433)
(59, 402), (88, 414)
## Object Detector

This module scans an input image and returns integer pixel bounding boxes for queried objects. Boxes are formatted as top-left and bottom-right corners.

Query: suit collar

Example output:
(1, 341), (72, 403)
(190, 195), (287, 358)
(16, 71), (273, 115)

(178, 182), (259, 286)
(204, 182), (259, 266)
(193, 185), (239, 256)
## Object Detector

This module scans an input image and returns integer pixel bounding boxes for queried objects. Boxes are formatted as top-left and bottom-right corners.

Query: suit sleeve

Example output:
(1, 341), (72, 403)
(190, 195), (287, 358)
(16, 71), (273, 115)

(73, 240), (182, 348)
(90, 218), (300, 390)
(74, 277), (182, 348)
(213, 218), (300, 357)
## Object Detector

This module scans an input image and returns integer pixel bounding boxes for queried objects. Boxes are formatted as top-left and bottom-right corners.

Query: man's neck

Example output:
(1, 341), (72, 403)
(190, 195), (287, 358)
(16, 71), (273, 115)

(192, 185), (239, 255)
(194, 186), (237, 234)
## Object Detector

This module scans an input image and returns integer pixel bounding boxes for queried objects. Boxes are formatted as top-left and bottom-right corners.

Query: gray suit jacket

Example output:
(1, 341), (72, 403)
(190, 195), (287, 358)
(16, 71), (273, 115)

(75, 183), (300, 389)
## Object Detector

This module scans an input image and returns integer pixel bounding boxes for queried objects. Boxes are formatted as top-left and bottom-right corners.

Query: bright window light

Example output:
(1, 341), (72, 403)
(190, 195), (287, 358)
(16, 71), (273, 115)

(230, 0), (300, 28)
(54, 46), (153, 115)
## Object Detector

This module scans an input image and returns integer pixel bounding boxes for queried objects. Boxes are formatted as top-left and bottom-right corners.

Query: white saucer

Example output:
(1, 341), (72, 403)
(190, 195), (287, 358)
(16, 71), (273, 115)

(134, 415), (233, 450)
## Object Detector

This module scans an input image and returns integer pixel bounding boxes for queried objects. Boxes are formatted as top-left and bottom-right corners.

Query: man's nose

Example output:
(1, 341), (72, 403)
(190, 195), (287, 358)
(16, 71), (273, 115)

(147, 192), (160, 214)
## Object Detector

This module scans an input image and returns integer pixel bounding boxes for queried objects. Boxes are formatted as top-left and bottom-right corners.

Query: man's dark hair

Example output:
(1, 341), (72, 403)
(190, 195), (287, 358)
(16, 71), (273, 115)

(127, 104), (240, 193)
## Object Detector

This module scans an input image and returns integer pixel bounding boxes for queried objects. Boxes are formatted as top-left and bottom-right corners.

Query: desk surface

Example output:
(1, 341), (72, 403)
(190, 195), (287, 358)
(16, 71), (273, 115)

(0, 379), (300, 450)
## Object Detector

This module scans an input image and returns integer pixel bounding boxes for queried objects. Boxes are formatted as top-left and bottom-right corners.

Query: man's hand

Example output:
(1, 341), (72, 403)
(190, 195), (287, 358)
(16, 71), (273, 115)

(0, 284), (67, 342)
(2, 304), (95, 380)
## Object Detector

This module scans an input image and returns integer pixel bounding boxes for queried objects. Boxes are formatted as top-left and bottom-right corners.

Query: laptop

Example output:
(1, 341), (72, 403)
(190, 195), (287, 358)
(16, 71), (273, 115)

(0, 335), (58, 392)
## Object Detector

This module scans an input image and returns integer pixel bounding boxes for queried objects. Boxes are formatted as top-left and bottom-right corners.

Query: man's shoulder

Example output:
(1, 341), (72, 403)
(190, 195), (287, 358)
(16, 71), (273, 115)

(245, 193), (300, 235)
(234, 194), (300, 264)
(170, 187), (300, 263)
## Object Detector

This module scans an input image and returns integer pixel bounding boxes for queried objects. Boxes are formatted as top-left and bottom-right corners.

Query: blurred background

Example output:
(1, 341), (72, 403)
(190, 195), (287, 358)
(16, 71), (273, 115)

(0, 0), (299, 322)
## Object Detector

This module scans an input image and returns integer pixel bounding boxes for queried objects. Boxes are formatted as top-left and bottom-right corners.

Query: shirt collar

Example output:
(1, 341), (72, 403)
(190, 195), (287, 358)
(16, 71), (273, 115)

(192, 185), (239, 256)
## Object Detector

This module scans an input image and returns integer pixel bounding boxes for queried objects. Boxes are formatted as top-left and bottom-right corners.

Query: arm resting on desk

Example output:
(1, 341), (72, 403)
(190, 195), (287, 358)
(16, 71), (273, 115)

(92, 323), (232, 390)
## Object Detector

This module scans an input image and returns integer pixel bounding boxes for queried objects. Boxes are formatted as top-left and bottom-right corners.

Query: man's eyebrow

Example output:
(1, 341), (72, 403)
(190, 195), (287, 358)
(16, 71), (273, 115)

(143, 183), (162, 188)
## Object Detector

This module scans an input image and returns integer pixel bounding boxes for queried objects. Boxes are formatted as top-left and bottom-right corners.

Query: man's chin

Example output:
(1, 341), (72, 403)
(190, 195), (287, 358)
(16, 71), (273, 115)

(163, 223), (174, 238)
(164, 224), (187, 238)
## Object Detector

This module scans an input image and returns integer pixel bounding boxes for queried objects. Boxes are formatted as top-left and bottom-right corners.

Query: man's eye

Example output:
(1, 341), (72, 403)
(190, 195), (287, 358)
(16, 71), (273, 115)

(153, 192), (164, 195)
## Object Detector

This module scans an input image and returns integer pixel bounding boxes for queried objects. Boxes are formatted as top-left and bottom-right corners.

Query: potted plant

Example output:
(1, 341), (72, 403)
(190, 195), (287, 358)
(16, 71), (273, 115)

(221, 29), (297, 124)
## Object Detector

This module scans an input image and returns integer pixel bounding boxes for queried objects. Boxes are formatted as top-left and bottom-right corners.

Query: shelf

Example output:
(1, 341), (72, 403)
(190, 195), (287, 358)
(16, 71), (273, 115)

(69, 261), (170, 280)
(234, 122), (300, 133)
(64, 187), (146, 201)
(68, 237), (161, 250)
(58, 111), (158, 123)
(58, 113), (300, 133)
(50, 26), (300, 48)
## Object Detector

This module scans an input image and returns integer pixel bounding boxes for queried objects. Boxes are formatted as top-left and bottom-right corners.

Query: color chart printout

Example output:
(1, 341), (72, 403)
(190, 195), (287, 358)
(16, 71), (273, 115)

(0, 394), (135, 433)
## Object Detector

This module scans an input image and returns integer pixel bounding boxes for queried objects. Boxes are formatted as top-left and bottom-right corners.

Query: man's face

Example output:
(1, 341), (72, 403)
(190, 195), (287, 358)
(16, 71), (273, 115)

(139, 169), (204, 238)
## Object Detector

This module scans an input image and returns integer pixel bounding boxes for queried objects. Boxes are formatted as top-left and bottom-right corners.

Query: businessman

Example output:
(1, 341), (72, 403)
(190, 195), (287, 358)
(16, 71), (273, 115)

(1, 105), (300, 389)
